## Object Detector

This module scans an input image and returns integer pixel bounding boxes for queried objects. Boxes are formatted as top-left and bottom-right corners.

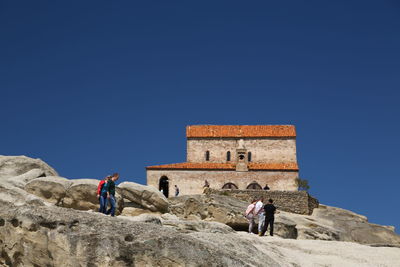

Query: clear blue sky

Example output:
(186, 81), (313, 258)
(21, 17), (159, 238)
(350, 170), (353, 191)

(1, 1), (399, 233)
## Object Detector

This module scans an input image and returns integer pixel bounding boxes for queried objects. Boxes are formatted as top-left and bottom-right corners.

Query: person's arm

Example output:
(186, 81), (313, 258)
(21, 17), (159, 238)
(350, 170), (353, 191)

(97, 180), (104, 197)
(107, 181), (113, 198)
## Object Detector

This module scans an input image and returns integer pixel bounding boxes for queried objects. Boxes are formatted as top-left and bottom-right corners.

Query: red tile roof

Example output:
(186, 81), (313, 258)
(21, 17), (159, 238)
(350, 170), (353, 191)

(146, 162), (298, 171)
(186, 125), (296, 138)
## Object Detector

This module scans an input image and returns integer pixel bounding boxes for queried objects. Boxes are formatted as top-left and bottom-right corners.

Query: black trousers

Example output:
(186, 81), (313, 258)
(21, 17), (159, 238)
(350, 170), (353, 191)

(262, 217), (274, 236)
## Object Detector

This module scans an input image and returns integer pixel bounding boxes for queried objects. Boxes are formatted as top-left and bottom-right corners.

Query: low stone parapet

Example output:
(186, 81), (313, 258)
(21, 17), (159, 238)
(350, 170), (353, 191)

(204, 188), (319, 215)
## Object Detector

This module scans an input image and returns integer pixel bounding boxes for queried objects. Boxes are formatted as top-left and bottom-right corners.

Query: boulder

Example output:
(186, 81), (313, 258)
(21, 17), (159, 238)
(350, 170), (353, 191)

(118, 182), (168, 213)
(0, 182), (44, 207)
(301, 205), (400, 246)
(121, 207), (161, 217)
(5, 168), (46, 189)
(169, 194), (249, 229)
(62, 179), (124, 214)
(0, 155), (58, 179)
(24, 176), (72, 205)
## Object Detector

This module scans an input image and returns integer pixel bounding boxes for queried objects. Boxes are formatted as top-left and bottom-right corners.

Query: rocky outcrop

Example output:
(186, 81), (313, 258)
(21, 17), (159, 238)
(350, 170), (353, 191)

(1, 200), (400, 267)
(0, 155), (58, 179)
(4, 168), (46, 189)
(0, 155), (400, 266)
(24, 176), (72, 205)
(0, 201), (278, 267)
(169, 194), (249, 228)
(62, 179), (124, 214)
(0, 182), (44, 207)
(169, 194), (400, 246)
(118, 181), (169, 213)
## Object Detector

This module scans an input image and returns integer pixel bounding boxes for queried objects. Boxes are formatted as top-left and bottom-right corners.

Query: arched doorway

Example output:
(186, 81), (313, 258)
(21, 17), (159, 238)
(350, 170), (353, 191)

(246, 182), (262, 190)
(159, 176), (169, 198)
(222, 182), (238, 189)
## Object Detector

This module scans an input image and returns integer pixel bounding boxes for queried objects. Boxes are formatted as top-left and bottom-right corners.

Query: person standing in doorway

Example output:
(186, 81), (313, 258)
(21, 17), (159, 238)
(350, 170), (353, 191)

(255, 197), (265, 235)
(260, 198), (277, 236)
(106, 173), (119, 217)
(174, 185), (180, 197)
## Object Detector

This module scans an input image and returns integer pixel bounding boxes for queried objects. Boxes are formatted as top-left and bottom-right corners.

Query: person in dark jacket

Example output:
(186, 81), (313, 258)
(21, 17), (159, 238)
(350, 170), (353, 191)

(106, 173), (119, 216)
(259, 198), (277, 236)
(174, 185), (180, 197)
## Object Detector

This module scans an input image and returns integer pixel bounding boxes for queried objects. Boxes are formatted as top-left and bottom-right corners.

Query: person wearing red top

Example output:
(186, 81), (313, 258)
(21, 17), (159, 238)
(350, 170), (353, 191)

(97, 175), (111, 213)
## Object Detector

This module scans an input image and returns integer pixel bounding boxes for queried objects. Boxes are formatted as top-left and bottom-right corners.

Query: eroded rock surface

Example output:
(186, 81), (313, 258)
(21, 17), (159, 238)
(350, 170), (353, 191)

(118, 181), (168, 213)
(0, 155), (400, 266)
(169, 194), (400, 246)
(1, 200), (399, 267)
(24, 176), (72, 205)
(0, 155), (58, 178)
(0, 201), (279, 267)
(62, 179), (124, 214)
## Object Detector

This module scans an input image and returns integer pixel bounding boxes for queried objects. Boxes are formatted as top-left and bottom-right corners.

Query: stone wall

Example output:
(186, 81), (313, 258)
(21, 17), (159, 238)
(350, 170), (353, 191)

(186, 138), (297, 163)
(147, 169), (298, 196)
(205, 188), (319, 215)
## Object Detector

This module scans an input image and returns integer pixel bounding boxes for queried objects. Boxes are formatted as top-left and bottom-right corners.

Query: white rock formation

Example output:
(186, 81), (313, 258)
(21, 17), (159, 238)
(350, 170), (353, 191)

(118, 181), (169, 212)
(0, 155), (399, 266)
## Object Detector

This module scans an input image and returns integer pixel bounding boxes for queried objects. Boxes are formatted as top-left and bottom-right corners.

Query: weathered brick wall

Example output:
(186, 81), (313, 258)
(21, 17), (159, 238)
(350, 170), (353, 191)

(187, 138), (297, 163)
(147, 169), (298, 196)
(205, 188), (319, 215)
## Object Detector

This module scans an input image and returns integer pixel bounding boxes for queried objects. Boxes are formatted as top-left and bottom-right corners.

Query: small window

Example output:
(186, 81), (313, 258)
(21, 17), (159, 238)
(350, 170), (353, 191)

(205, 151), (210, 161)
(227, 151), (231, 161)
(248, 152), (252, 162)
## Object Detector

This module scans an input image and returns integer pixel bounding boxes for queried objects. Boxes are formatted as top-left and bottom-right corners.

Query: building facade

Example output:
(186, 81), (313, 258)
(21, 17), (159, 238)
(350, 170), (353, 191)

(146, 125), (299, 197)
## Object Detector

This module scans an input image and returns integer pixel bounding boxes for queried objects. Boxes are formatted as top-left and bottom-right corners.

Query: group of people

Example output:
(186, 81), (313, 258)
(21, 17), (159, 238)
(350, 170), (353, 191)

(97, 173), (120, 216)
(245, 197), (276, 236)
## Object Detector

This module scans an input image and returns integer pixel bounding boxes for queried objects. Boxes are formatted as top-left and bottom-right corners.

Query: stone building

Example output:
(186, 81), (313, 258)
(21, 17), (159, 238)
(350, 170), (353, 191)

(146, 125), (299, 197)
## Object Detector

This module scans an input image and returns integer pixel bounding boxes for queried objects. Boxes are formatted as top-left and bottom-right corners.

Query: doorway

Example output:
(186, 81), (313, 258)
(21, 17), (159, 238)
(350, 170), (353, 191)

(159, 176), (169, 198)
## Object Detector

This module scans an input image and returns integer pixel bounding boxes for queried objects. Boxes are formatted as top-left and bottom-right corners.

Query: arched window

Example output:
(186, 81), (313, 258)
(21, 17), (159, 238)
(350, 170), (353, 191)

(246, 182), (262, 190)
(248, 152), (252, 162)
(205, 151), (210, 161)
(222, 182), (238, 189)
(226, 151), (231, 161)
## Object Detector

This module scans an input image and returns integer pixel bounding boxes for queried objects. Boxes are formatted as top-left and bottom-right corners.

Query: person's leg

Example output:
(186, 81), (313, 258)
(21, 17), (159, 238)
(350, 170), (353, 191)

(248, 217), (254, 233)
(269, 218), (274, 236)
(106, 195), (116, 216)
(99, 195), (107, 213)
(99, 195), (104, 213)
(264, 217), (271, 236)
(258, 213), (265, 233)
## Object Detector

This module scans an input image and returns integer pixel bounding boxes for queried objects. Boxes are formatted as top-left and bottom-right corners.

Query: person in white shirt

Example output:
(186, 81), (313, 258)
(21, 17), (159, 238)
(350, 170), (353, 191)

(254, 197), (265, 235)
